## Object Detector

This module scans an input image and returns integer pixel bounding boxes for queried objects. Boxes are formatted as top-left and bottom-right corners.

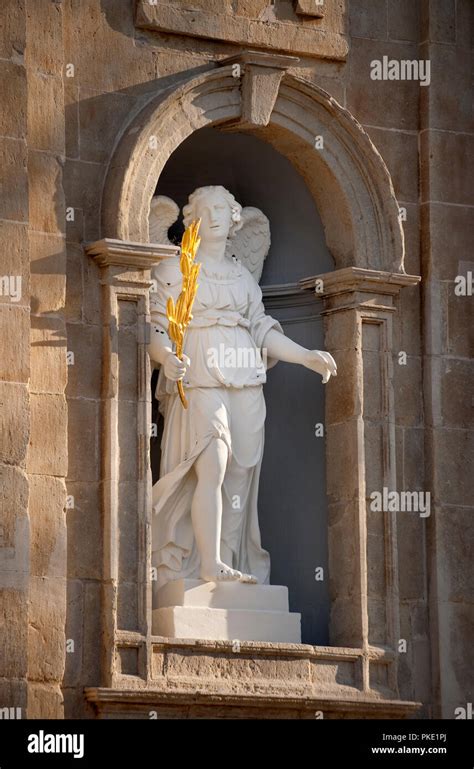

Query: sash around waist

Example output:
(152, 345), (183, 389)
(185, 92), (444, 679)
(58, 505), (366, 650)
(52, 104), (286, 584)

(188, 312), (251, 329)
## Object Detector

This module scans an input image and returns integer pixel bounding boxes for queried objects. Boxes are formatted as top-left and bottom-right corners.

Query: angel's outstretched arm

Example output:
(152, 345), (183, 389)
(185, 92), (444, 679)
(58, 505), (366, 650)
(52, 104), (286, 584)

(263, 328), (337, 383)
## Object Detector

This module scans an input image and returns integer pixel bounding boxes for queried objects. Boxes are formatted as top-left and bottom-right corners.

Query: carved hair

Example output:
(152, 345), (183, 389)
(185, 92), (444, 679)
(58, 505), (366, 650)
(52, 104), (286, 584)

(183, 185), (243, 237)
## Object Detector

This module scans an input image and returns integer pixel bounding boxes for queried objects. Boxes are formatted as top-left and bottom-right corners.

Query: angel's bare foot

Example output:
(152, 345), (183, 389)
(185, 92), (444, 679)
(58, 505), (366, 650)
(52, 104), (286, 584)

(201, 561), (242, 582)
(239, 573), (258, 584)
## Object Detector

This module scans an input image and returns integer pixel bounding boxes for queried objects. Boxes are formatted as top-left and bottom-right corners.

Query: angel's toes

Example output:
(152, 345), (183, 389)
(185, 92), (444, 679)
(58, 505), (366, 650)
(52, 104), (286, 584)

(239, 573), (258, 584)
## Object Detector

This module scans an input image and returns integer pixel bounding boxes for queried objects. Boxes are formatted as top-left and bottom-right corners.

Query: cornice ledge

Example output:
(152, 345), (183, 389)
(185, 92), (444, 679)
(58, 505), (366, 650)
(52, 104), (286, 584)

(300, 267), (421, 297)
(85, 238), (179, 270)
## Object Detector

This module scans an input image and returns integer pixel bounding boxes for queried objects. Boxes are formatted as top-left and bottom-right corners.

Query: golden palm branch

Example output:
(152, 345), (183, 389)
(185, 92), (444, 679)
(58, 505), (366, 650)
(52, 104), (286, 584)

(166, 219), (201, 408)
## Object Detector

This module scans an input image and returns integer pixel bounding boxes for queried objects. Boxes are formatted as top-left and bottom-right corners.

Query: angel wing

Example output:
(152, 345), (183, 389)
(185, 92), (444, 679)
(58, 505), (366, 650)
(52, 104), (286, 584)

(149, 195), (179, 245)
(225, 207), (271, 283)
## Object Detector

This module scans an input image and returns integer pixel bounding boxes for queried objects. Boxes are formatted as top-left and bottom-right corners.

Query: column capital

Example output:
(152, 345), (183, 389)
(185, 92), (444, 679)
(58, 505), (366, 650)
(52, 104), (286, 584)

(300, 267), (420, 297)
(300, 267), (420, 315)
(85, 238), (178, 270)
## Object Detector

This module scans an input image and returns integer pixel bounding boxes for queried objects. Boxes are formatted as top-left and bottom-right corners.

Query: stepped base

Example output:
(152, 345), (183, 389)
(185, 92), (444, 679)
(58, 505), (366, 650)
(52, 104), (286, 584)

(152, 579), (301, 643)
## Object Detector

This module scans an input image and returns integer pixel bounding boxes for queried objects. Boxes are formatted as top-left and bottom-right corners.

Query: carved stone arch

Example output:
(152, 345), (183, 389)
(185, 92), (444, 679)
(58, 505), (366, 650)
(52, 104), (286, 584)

(101, 65), (404, 274)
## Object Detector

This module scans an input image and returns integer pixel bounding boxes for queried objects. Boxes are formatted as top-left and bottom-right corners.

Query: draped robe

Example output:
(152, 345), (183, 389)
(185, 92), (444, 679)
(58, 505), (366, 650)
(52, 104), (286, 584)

(150, 256), (283, 589)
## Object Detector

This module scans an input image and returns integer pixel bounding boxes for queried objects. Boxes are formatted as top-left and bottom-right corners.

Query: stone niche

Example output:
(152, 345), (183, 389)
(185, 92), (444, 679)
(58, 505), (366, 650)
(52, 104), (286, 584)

(85, 51), (422, 718)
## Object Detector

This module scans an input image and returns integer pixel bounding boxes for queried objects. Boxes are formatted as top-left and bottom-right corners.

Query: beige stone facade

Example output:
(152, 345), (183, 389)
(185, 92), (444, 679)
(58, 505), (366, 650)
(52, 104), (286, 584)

(0, 0), (472, 720)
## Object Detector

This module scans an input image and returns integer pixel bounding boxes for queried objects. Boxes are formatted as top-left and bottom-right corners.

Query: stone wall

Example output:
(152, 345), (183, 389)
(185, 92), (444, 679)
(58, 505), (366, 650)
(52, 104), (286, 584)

(419, 0), (474, 719)
(0, 0), (471, 719)
(0, 0), (68, 718)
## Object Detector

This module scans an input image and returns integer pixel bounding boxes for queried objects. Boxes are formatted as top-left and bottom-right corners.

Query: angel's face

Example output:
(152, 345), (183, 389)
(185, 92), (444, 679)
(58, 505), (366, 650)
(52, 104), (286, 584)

(193, 192), (232, 243)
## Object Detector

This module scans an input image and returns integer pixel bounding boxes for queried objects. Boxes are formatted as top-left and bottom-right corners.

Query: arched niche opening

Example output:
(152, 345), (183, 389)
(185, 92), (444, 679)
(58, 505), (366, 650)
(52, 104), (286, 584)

(99, 64), (408, 658)
(150, 126), (334, 643)
(102, 67), (404, 274)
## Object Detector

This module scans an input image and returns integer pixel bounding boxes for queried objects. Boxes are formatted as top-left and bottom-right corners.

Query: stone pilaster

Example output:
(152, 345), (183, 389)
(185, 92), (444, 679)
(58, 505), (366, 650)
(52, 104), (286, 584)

(301, 267), (420, 695)
(85, 239), (174, 688)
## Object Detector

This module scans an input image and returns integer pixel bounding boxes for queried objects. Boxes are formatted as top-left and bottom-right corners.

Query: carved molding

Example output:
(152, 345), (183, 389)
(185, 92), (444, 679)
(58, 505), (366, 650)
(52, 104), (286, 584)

(300, 267), (421, 298)
(102, 66), (405, 275)
(135, 1), (347, 60)
(85, 238), (178, 270)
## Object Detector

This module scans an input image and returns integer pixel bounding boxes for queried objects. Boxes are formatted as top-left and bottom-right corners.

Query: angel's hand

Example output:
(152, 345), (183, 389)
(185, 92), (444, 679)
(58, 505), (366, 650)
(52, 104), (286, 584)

(163, 352), (191, 382)
(303, 350), (337, 383)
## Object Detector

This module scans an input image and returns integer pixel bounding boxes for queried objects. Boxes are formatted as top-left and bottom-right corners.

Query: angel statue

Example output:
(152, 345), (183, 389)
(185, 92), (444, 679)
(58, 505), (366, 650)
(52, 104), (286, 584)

(148, 186), (337, 589)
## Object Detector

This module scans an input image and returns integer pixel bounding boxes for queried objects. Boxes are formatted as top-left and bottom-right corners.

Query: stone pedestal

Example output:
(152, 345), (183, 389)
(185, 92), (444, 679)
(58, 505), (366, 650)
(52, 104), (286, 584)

(152, 579), (301, 643)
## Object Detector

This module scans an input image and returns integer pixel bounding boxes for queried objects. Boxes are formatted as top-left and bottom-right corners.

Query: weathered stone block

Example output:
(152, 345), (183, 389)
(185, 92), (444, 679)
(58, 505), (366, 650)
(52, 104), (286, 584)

(367, 599), (387, 645)
(421, 203), (473, 280)
(0, 221), (29, 305)
(0, 61), (27, 139)
(28, 151), (65, 234)
(422, 44), (472, 133)
(326, 421), (361, 503)
(441, 359), (474, 429)
(366, 127), (418, 203)
(330, 597), (363, 647)
(29, 315), (67, 394)
(29, 475), (66, 579)
(364, 423), (383, 492)
(420, 131), (474, 205)
(395, 285), (422, 356)
(64, 579), (84, 687)
(0, 137), (28, 222)
(0, 382), (29, 466)
(28, 576), (66, 683)
(347, 39), (419, 131)
(328, 513), (358, 598)
(326, 348), (362, 423)
(27, 72), (65, 153)
(436, 602), (473, 718)
(402, 427), (425, 491)
(350, 0), (387, 40)
(64, 82), (79, 160)
(446, 287), (474, 358)
(79, 89), (141, 165)
(432, 428), (474, 506)
(0, 465), (28, 550)
(65, 246), (83, 322)
(400, 205), (420, 278)
(27, 683), (64, 719)
(29, 232), (66, 314)
(435, 507), (474, 602)
(363, 350), (383, 421)
(0, 0), (26, 60)
(83, 256), (101, 325)
(63, 158), (103, 242)
(0, 305), (29, 383)
(82, 581), (102, 684)
(26, 0), (64, 75)
(393, 355), (423, 427)
(0, 588), (28, 679)
(455, 0), (474, 48)
(65, 205), (84, 244)
(420, 0), (456, 44)
(388, 0), (420, 42)
(67, 398), (100, 482)
(66, 482), (102, 580)
(397, 515), (426, 600)
(65, 322), (102, 399)
(27, 393), (67, 476)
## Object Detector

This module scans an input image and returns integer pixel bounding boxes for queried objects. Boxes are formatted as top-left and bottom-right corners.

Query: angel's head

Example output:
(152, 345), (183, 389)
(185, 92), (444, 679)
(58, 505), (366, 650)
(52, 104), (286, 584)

(183, 186), (243, 243)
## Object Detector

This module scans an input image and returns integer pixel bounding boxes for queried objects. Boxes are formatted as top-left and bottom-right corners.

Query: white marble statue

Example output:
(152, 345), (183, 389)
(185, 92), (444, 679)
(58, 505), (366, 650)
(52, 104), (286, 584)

(148, 186), (337, 590)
